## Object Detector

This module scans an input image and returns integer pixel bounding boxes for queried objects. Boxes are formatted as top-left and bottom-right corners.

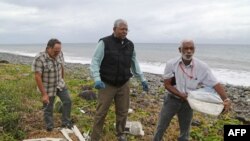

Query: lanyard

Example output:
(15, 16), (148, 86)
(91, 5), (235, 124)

(179, 61), (194, 79)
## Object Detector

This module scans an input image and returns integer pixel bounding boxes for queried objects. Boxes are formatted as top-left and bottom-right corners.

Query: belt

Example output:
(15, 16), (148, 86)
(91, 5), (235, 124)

(168, 94), (187, 103)
(168, 94), (181, 99)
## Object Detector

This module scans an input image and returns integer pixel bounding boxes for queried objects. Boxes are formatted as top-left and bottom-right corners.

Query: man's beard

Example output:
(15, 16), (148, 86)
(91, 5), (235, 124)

(182, 53), (193, 60)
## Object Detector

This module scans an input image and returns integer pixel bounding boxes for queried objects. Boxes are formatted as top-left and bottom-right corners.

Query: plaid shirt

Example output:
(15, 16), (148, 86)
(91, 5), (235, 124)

(32, 51), (65, 96)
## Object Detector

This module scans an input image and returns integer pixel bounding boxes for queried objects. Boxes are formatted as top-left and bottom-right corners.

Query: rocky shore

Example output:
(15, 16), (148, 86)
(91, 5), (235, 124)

(1, 52), (249, 124)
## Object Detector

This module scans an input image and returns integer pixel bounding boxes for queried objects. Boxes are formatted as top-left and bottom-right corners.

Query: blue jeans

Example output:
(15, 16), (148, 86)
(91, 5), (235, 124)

(44, 88), (72, 129)
(153, 94), (193, 141)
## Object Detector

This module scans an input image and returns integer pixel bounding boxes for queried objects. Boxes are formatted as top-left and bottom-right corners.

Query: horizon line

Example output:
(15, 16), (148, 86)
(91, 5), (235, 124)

(0, 42), (250, 46)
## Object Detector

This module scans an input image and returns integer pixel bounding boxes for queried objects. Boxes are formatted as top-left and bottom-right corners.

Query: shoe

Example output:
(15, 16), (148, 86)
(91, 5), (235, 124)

(61, 122), (73, 129)
(46, 127), (53, 132)
(117, 134), (127, 141)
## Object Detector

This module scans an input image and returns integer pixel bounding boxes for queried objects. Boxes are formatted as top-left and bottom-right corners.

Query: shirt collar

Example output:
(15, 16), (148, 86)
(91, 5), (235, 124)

(112, 34), (128, 44)
(178, 57), (194, 68)
(45, 51), (60, 62)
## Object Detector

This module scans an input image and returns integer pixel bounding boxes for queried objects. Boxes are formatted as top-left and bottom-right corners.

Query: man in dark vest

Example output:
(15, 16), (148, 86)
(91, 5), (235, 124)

(90, 19), (149, 141)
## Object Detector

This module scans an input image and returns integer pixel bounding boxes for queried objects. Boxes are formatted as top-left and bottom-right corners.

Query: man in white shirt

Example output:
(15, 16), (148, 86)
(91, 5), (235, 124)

(153, 39), (231, 141)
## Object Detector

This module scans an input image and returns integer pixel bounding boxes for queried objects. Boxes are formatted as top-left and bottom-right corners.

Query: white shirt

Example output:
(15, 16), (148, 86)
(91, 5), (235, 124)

(163, 57), (218, 94)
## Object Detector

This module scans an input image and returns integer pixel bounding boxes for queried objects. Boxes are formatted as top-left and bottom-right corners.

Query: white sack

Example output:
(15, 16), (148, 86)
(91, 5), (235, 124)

(187, 87), (224, 116)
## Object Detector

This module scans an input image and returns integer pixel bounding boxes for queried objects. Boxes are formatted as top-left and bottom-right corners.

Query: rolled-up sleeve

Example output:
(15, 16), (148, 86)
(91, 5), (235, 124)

(32, 59), (43, 74)
(201, 68), (218, 87)
(163, 61), (174, 79)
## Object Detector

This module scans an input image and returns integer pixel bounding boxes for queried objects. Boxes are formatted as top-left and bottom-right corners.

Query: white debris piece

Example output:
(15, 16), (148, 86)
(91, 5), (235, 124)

(72, 125), (86, 141)
(23, 126), (87, 141)
(128, 108), (134, 114)
(79, 108), (86, 114)
(23, 138), (66, 141)
(60, 125), (86, 141)
(125, 121), (144, 136)
(60, 128), (73, 141)
(83, 130), (90, 141)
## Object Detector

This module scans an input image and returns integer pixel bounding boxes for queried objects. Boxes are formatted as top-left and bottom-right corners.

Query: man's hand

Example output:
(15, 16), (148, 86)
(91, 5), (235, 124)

(180, 93), (188, 101)
(42, 93), (49, 104)
(141, 81), (149, 92)
(94, 81), (105, 89)
(223, 98), (231, 113)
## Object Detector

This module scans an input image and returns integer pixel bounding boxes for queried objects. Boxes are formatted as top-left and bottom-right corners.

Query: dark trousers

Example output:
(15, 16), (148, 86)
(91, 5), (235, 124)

(91, 82), (130, 141)
(44, 88), (72, 129)
(153, 94), (193, 141)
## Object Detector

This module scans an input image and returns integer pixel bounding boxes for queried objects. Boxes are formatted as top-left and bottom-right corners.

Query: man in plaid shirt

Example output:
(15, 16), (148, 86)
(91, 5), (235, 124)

(32, 38), (72, 131)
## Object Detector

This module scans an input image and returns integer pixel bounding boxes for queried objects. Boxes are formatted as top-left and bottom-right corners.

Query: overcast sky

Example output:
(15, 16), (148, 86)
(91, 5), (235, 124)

(0, 0), (249, 44)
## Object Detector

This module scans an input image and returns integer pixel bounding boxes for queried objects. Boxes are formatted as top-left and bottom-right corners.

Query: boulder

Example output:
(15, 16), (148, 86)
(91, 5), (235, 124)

(0, 60), (9, 64)
(78, 90), (97, 100)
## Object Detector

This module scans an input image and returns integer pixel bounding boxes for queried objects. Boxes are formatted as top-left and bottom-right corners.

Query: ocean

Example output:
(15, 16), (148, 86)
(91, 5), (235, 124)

(0, 43), (250, 86)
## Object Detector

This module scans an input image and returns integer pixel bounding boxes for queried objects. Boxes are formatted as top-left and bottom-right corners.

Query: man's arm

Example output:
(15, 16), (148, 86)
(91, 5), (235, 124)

(131, 50), (148, 91)
(90, 41), (105, 82)
(61, 52), (65, 79)
(200, 64), (231, 112)
(164, 78), (187, 101)
(34, 72), (49, 104)
(213, 83), (231, 112)
(61, 66), (64, 79)
(131, 50), (146, 82)
(32, 58), (49, 104)
(214, 83), (228, 101)
(163, 60), (187, 100)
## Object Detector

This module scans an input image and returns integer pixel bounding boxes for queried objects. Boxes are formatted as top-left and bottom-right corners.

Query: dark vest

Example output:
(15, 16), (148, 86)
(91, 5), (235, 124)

(100, 34), (134, 87)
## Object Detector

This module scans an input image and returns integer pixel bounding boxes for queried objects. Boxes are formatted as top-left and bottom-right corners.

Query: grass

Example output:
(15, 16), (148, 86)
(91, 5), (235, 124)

(0, 63), (243, 141)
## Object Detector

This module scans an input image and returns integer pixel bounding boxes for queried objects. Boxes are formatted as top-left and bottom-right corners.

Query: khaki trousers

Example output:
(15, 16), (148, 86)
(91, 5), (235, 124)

(91, 82), (130, 141)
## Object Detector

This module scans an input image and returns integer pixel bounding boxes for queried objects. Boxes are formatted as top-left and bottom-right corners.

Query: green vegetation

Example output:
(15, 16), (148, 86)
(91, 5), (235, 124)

(0, 63), (242, 141)
(190, 112), (241, 141)
(0, 64), (38, 141)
